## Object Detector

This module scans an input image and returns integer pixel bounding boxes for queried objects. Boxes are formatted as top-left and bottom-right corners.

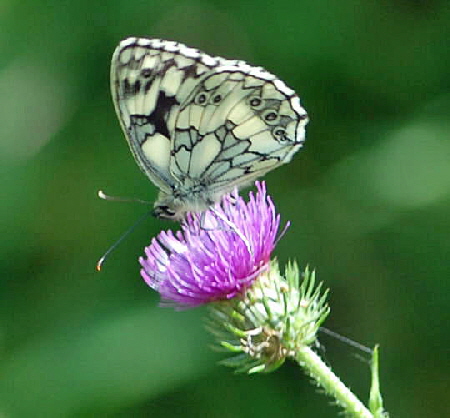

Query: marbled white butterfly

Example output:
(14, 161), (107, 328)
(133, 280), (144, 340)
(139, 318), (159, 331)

(111, 37), (308, 220)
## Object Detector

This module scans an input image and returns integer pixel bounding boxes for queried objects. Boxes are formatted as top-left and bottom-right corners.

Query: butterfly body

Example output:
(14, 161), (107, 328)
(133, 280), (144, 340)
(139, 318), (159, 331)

(111, 37), (308, 220)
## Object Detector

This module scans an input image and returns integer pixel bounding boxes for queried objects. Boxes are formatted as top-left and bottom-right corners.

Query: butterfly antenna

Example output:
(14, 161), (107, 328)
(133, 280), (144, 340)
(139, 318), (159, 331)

(319, 327), (373, 355)
(97, 188), (154, 271)
(96, 209), (154, 271)
(98, 190), (152, 205)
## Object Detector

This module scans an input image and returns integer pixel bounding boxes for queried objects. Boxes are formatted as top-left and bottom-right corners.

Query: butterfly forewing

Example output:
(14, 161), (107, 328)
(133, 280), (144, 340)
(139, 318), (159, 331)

(111, 37), (308, 220)
(111, 39), (216, 193)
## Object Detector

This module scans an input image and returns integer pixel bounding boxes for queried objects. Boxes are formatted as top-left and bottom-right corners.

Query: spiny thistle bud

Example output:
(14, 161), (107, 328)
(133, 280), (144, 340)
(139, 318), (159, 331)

(208, 262), (329, 373)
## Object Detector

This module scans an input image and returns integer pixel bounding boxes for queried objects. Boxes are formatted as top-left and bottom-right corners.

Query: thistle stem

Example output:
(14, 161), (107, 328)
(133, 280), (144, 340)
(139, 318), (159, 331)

(294, 346), (373, 418)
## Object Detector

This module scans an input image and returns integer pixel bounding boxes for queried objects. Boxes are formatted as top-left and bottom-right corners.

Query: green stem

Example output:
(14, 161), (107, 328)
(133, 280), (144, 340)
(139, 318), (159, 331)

(294, 346), (373, 418)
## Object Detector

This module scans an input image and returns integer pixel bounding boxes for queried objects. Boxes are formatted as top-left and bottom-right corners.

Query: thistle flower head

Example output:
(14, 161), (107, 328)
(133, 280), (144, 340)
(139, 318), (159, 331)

(140, 181), (329, 374)
(140, 182), (284, 307)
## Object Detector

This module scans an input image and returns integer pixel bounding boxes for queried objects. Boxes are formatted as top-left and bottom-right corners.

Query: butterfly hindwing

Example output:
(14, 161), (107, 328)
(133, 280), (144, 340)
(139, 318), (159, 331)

(111, 37), (308, 220)
(171, 69), (307, 194)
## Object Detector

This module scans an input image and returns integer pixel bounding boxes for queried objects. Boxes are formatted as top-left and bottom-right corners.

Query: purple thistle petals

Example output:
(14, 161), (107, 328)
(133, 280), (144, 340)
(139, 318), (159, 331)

(139, 182), (286, 307)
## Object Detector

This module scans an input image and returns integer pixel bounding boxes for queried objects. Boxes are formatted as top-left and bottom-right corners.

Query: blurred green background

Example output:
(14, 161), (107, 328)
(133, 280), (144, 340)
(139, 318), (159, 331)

(1, 0), (449, 417)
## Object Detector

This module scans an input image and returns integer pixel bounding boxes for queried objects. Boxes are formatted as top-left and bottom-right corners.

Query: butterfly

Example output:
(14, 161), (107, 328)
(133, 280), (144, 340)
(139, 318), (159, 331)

(110, 37), (308, 221)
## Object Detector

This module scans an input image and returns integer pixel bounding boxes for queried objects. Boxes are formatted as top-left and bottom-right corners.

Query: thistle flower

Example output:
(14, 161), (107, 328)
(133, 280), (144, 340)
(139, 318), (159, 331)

(138, 182), (387, 417)
(140, 180), (329, 371)
(139, 182), (283, 307)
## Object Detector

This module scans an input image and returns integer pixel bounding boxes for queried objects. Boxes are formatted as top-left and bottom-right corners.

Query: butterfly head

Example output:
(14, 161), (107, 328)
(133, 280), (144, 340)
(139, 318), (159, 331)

(152, 204), (179, 221)
(152, 187), (219, 221)
(152, 191), (198, 221)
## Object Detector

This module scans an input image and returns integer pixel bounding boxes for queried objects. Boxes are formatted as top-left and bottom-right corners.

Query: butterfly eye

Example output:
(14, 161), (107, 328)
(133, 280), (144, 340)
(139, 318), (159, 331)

(262, 109), (280, 125)
(154, 205), (177, 219)
(194, 92), (209, 105)
(248, 96), (264, 110)
(273, 127), (287, 141)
